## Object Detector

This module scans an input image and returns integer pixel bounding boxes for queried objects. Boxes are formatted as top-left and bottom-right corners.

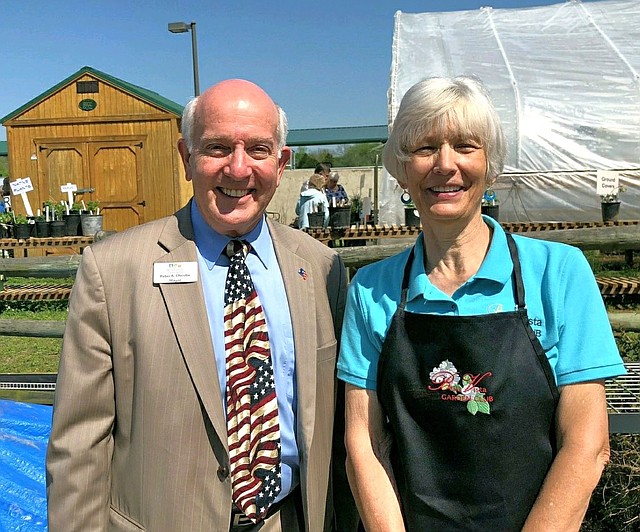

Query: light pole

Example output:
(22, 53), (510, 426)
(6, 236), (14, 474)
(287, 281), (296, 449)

(168, 21), (200, 96)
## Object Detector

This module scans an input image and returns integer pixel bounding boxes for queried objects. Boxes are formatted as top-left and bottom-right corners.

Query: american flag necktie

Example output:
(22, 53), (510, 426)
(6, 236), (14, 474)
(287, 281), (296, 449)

(223, 240), (281, 523)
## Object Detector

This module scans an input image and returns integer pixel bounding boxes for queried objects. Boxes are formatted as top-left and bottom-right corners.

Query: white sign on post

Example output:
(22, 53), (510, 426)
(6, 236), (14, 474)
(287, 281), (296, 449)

(9, 177), (34, 217)
(596, 170), (620, 197)
(60, 182), (78, 209)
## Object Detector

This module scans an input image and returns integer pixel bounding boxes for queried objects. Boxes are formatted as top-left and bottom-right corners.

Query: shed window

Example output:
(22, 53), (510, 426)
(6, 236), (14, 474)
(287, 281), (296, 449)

(76, 81), (99, 94)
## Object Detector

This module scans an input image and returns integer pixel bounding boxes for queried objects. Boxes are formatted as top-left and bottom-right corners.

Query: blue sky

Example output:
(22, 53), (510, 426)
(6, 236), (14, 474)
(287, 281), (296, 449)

(1, 0), (599, 141)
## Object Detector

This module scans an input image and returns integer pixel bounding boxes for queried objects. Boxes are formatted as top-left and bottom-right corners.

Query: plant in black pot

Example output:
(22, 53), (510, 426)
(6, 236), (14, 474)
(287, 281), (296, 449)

(64, 202), (83, 236)
(13, 214), (32, 240)
(600, 185), (625, 222)
(481, 187), (499, 221)
(49, 202), (67, 238)
(33, 213), (50, 238)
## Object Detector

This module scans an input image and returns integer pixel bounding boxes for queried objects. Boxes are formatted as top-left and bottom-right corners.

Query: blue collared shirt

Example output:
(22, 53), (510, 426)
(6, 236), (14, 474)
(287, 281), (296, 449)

(338, 216), (626, 389)
(191, 202), (298, 500)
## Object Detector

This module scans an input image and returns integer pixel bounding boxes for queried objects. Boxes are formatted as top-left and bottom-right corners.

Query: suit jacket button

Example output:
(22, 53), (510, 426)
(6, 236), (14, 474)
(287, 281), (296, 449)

(217, 466), (229, 480)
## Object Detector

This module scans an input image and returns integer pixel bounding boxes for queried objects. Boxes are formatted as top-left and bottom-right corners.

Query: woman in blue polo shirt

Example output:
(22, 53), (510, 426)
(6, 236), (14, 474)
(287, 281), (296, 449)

(338, 76), (626, 531)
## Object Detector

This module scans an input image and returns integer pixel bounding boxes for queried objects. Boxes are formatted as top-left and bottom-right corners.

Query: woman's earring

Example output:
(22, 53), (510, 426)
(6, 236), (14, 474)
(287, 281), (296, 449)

(400, 191), (412, 205)
(483, 187), (496, 204)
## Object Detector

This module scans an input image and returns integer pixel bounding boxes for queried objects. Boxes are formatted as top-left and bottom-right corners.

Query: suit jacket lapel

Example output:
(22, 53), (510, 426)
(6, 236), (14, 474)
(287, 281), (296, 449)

(157, 205), (228, 451)
(268, 220), (317, 457)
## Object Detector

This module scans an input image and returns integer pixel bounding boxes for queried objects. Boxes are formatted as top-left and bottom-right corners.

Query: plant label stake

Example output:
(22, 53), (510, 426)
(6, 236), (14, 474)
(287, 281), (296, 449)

(9, 177), (34, 217)
(60, 183), (78, 210)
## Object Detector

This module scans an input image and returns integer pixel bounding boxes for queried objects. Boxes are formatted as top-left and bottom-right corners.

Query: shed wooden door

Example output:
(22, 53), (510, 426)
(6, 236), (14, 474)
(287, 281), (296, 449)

(37, 138), (145, 232)
(38, 143), (88, 201)
(90, 140), (145, 232)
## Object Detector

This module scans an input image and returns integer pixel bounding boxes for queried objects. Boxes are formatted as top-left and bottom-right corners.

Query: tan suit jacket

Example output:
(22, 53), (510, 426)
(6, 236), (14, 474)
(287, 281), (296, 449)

(46, 203), (347, 531)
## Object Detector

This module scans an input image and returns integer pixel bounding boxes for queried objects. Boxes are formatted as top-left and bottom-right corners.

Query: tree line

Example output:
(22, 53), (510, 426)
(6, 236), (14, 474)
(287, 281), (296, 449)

(292, 142), (383, 169)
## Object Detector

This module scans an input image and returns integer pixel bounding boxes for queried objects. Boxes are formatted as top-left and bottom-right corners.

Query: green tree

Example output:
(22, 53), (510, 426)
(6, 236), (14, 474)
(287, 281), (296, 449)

(334, 143), (382, 167)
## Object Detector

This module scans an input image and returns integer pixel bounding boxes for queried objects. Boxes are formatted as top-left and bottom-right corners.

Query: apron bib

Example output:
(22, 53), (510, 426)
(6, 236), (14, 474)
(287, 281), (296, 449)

(377, 234), (560, 531)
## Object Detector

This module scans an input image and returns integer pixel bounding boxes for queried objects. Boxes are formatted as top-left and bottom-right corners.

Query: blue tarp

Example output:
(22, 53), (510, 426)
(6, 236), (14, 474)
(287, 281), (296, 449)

(0, 400), (50, 531)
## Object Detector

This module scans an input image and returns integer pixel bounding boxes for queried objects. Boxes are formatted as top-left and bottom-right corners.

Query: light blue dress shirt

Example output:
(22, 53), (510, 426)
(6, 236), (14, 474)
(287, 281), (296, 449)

(191, 202), (298, 501)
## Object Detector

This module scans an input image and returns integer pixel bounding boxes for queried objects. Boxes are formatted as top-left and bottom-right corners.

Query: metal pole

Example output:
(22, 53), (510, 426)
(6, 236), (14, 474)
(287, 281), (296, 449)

(190, 22), (200, 96)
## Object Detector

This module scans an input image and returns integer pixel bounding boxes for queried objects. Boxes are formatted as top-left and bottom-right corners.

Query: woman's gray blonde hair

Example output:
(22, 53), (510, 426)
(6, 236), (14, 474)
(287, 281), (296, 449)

(180, 97), (288, 153)
(382, 76), (506, 184)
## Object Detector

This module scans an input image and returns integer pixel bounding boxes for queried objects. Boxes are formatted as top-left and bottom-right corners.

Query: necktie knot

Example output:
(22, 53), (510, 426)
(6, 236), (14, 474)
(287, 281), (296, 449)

(226, 239), (248, 260)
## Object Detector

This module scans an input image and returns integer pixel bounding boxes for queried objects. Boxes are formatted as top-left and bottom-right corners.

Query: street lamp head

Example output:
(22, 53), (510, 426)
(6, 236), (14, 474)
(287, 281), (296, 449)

(168, 21), (190, 33)
(167, 20), (200, 96)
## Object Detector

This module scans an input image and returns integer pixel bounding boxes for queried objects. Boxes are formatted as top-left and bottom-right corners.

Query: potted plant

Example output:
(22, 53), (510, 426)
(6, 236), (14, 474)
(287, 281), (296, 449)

(81, 200), (103, 236)
(350, 194), (364, 225)
(481, 187), (499, 221)
(0, 212), (13, 239)
(600, 185), (625, 222)
(34, 213), (50, 238)
(13, 213), (32, 240)
(64, 202), (82, 236)
(49, 202), (67, 238)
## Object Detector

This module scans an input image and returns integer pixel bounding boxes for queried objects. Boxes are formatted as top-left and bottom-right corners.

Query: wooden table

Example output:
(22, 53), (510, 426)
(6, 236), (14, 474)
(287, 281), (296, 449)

(0, 236), (94, 257)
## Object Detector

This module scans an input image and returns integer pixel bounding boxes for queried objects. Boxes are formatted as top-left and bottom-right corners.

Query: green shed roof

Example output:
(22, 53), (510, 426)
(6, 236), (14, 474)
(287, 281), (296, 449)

(0, 66), (387, 147)
(0, 141), (7, 157)
(0, 66), (184, 124)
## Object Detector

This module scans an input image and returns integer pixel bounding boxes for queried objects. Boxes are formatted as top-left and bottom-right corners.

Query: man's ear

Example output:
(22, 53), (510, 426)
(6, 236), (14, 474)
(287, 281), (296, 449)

(177, 139), (193, 182)
(277, 146), (292, 177)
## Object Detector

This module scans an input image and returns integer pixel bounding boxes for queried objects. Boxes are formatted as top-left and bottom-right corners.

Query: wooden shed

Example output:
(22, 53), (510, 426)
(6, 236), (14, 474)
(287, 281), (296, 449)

(0, 66), (191, 232)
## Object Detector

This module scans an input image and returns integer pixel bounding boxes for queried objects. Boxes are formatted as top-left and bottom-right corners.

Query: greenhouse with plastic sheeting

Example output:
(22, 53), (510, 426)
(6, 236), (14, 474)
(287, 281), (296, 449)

(381, 0), (640, 224)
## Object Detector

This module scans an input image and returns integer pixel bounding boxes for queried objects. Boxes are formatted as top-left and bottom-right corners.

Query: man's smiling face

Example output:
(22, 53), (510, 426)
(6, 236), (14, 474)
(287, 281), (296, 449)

(179, 80), (290, 237)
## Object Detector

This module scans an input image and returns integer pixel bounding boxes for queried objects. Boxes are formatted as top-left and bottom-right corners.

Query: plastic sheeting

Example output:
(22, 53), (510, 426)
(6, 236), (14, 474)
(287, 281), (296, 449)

(382, 0), (640, 223)
(0, 400), (50, 531)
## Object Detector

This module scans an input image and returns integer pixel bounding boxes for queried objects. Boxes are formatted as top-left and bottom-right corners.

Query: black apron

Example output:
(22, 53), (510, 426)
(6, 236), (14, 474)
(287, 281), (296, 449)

(377, 234), (560, 531)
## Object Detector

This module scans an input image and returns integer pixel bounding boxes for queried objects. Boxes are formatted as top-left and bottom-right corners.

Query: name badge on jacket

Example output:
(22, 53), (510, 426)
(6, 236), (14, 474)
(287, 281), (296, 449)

(153, 262), (198, 283)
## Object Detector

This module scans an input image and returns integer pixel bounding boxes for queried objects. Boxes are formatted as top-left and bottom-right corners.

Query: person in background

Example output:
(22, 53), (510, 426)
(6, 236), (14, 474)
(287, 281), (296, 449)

(324, 172), (349, 207)
(296, 172), (329, 229)
(47, 79), (353, 532)
(300, 163), (331, 193)
(338, 76), (626, 531)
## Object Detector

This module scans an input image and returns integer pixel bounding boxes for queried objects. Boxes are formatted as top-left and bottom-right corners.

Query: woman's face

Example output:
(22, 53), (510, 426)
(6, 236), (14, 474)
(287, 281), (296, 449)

(402, 129), (488, 225)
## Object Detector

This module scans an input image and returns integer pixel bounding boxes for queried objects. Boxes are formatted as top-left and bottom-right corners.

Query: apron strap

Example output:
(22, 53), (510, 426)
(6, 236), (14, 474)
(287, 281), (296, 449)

(505, 233), (526, 310)
(399, 246), (415, 311)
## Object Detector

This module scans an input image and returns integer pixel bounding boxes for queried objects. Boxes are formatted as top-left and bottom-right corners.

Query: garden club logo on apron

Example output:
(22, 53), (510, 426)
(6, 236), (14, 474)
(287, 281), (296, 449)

(428, 360), (494, 415)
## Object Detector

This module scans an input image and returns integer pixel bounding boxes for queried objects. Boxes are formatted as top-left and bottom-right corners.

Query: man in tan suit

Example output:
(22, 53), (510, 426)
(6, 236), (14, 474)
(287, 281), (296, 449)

(46, 79), (350, 531)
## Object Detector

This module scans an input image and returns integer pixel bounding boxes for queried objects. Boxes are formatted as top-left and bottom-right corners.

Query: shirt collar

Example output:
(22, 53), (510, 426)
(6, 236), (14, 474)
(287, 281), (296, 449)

(406, 216), (513, 302)
(474, 215), (513, 286)
(406, 234), (436, 302)
(190, 201), (270, 270)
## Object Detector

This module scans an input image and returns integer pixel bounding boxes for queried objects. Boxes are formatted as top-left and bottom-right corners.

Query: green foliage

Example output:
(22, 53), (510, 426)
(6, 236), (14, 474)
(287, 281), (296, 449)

(293, 147), (335, 169)
(13, 213), (29, 224)
(616, 331), (640, 363)
(334, 142), (382, 167)
(292, 143), (382, 169)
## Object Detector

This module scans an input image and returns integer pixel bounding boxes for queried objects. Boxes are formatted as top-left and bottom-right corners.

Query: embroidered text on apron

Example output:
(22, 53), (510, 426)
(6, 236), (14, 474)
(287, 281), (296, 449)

(377, 234), (560, 531)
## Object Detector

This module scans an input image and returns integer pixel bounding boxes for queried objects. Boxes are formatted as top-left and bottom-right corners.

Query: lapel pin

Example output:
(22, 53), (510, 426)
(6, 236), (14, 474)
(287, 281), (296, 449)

(298, 268), (308, 280)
